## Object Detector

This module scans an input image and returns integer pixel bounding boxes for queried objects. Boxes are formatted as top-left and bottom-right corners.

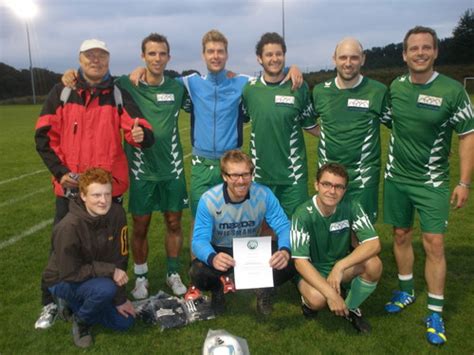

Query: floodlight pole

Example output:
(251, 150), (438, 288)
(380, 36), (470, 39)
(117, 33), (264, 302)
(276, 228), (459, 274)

(25, 21), (36, 104)
(282, 0), (285, 40)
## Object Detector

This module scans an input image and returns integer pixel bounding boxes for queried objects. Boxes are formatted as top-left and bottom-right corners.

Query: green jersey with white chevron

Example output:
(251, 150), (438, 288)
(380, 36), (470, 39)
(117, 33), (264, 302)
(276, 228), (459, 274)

(385, 72), (474, 187)
(117, 75), (189, 181)
(242, 77), (316, 185)
(312, 76), (391, 190)
(291, 195), (378, 272)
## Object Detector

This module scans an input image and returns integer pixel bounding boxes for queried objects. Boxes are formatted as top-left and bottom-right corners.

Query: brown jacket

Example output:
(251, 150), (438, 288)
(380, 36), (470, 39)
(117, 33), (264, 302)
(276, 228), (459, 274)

(43, 198), (129, 305)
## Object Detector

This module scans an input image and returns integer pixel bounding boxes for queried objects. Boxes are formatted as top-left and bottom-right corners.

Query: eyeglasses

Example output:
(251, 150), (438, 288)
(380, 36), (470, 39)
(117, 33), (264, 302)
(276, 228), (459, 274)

(224, 171), (253, 182)
(319, 181), (346, 192)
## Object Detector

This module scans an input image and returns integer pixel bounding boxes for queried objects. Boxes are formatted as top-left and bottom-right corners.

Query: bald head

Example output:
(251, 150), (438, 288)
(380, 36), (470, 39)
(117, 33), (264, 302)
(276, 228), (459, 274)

(334, 37), (364, 57)
(333, 37), (365, 88)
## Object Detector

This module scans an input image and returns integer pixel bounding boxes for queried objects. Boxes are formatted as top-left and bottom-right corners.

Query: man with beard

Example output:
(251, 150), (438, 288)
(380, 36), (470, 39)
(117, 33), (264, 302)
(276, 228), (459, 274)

(190, 150), (294, 316)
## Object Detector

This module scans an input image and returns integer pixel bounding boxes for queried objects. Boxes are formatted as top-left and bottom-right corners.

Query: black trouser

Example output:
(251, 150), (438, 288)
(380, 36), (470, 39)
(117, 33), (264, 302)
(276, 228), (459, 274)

(41, 196), (122, 306)
(189, 242), (296, 292)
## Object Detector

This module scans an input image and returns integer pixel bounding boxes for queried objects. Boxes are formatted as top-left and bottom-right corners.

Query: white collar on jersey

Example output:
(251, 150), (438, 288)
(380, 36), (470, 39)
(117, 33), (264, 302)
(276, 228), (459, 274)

(408, 71), (439, 85)
(335, 74), (364, 90)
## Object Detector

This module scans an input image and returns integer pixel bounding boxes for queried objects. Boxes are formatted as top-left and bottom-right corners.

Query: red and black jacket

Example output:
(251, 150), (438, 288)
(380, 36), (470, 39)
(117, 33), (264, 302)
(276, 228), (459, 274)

(35, 73), (154, 197)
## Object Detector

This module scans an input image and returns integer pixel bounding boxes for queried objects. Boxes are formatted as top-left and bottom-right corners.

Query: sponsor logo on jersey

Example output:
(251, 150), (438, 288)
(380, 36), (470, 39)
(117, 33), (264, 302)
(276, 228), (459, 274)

(216, 210), (222, 215)
(156, 93), (175, 102)
(219, 220), (256, 229)
(275, 95), (295, 106)
(247, 240), (258, 249)
(329, 220), (350, 232)
(417, 94), (443, 109)
(324, 81), (332, 88)
(347, 98), (370, 111)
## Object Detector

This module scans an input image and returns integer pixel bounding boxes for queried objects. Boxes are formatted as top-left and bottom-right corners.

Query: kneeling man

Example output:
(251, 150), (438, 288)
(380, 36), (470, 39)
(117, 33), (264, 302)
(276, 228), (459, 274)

(42, 168), (135, 348)
(190, 150), (295, 315)
(291, 163), (382, 333)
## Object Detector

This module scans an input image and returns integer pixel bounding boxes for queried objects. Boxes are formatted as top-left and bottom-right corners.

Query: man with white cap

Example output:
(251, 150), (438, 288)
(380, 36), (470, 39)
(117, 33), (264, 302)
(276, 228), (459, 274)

(34, 38), (154, 329)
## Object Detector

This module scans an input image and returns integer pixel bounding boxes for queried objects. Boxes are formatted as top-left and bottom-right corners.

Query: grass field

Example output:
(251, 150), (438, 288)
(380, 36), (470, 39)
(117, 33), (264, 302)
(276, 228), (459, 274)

(0, 103), (473, 354)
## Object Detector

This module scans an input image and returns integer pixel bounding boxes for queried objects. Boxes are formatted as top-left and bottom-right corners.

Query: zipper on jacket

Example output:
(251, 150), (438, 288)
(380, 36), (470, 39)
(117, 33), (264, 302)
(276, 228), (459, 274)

(213, 85), (217, 156)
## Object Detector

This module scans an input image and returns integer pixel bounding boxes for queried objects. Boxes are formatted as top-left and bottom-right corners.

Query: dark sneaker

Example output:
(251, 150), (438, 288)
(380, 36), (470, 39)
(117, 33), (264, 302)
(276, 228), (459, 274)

(256, 288), (273, 316)
(211, 288), (226, 315)
(72, 315), (93, 348)
(301, 303), (318, 319)
(345, 308), (371, 334)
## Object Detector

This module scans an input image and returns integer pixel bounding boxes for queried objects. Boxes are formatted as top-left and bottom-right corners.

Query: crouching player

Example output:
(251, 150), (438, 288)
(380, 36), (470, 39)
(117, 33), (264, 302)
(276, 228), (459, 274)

(291, 163), (382, 333)
(41, 168), (135, 348)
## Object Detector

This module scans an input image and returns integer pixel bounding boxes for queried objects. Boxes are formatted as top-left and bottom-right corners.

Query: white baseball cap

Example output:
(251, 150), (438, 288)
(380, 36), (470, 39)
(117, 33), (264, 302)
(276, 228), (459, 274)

(79, 39), (109, 53)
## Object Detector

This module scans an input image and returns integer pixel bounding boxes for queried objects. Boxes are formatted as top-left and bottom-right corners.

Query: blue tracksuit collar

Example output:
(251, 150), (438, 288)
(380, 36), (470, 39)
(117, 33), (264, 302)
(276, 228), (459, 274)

(206, 69), (228, 85)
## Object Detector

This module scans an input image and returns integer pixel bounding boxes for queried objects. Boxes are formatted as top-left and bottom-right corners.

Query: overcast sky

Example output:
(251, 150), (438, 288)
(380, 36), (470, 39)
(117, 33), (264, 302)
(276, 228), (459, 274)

(0, 0), (472, 77)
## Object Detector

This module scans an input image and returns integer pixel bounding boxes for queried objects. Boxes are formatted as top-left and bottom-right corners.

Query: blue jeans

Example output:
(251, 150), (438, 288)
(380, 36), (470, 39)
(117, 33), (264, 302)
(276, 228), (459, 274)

(49, 277), (134, 331)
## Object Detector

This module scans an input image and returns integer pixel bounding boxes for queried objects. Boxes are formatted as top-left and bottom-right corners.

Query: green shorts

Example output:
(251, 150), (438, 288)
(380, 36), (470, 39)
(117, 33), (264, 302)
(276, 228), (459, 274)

(294, 261), (351, 290)
(128, 176), (188, 216)
(383, 179), (449, 234)
(346, 185), (379, 223)
(190, 155), (223, 216)
(262, 182), (309, 217)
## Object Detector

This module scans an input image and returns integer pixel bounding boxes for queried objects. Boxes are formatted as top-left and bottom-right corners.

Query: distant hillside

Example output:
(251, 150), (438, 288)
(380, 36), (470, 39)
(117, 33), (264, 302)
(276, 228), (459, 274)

(0, 63), (61, 101)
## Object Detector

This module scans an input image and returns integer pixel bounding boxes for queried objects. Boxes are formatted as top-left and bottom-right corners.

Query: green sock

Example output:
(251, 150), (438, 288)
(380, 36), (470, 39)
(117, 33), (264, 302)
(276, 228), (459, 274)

(167, 257), (180, 275)
(398, 274), (414, 296)
(427, 293), (444, 315)
(345, 276), (377, 310)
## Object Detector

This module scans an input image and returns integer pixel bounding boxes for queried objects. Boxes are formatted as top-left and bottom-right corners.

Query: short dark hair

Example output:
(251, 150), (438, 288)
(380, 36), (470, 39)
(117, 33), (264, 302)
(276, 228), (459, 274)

(220, 150), (254, 174)
(79, 168), (113, 195)
(141, 33), (170, 54)
(255, 32), (286, 57)
(316, 163), (349, 186)
(403, 26), (438, 51)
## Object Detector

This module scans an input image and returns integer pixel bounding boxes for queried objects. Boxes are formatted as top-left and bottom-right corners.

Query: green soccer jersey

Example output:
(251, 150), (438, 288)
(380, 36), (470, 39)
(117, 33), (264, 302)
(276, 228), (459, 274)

(117, 76), (189, 181)
(242, 77), (316, 185)
(312, 76), (391, 190)
(385, 72), (474, 187)
(291, 195), (378, 273)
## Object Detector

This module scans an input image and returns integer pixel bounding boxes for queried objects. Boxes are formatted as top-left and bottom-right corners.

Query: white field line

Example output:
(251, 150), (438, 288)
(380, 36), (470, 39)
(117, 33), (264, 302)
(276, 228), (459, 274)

(0, 169), (47, 186)
(0, 124), (249, 249)
(0, 218), (53, 250)
(0, 187), (50, 209)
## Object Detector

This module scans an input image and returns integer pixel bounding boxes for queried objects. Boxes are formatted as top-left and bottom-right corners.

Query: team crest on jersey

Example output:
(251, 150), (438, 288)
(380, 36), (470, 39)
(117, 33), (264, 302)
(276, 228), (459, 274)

(417, 94), (443, 109)
(275, 95), (295, 106)
(329, 220), (349, 233)
(347, 98), (370, 111)
(156, 94), (175, 103)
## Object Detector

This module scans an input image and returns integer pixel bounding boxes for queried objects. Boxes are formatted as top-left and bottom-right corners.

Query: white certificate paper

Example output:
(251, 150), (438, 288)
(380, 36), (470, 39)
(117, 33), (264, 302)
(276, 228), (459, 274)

(233, 236), (273, 290)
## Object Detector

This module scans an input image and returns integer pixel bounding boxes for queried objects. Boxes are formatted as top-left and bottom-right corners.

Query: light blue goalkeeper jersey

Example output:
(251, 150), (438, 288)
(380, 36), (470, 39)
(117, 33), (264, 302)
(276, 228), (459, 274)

(192, 182), (291, 265)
